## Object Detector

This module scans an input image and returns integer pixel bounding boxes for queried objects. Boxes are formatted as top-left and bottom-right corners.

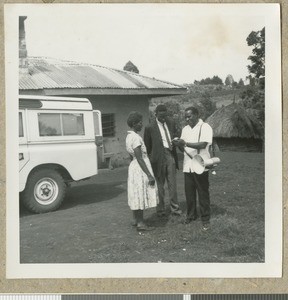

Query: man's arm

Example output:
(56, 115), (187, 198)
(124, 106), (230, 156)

(175, 138), (207, 150)
(185, 141), (208, 150)
(177, 123), (212, 150)
(187, 123), (213, 150)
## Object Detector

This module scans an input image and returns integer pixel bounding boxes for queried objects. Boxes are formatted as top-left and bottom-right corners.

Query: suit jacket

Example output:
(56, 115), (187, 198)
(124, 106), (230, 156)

(144, 117), (179, 178)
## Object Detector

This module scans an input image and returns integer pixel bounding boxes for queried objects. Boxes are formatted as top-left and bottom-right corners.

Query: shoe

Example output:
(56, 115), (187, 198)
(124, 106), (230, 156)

(183, 215), (197, 224)
(202, 223), (210, 231)
(171, 210), (182, 216)
(137, 224), (154, 232)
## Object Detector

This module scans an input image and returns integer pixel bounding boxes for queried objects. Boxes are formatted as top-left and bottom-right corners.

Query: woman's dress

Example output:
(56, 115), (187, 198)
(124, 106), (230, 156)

(126, 131), (158, 210)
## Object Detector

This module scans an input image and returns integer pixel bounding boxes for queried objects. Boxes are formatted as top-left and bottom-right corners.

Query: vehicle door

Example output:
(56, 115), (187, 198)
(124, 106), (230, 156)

(93, 110), (103, 165)
(19, 110), (30, 171)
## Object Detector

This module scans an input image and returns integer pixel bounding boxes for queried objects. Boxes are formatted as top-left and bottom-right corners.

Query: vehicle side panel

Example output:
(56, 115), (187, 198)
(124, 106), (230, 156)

(19, 141), (97, 192)
(19, 97), (98, 192)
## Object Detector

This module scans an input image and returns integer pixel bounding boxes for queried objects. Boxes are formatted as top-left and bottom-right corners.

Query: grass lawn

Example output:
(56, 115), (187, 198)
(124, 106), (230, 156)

(109, 151), (265, 263)
(20, 151), (264, 264)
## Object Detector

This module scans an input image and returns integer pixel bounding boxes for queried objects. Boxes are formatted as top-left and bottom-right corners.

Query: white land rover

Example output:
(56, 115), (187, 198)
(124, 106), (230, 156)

(19, 95), (102, 213)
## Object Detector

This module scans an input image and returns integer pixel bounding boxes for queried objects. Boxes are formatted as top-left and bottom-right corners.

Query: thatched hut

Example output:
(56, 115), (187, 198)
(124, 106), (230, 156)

(206, 103), (264, 152)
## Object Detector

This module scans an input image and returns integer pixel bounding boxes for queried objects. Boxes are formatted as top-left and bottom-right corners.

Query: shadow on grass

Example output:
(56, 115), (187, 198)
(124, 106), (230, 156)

(20, 181), (126, 216)
(64, 181), (126, 207)
(142, 202), (228, 230)
(145, 211), (173, 228)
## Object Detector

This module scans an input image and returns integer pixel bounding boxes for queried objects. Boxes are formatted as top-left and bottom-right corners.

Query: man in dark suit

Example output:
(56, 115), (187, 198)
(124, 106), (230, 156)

(144, 104), (182, 216)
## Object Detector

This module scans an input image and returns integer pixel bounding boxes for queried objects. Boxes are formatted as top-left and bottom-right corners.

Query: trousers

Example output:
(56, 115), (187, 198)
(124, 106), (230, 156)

(156, 149), (180, 213)
(184, 171), (210, 223)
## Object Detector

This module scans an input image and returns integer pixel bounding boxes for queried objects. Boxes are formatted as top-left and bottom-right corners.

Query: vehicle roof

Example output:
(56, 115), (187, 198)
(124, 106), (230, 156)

(19, 95), (90, 102)
(19, 95), (93, 111)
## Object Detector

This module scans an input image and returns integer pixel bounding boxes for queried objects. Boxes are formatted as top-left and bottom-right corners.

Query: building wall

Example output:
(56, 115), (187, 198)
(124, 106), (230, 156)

(88, 95), (150, 168)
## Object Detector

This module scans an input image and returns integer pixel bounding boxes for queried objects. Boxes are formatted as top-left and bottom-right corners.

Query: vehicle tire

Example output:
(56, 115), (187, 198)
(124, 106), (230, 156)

(22, 169), (66, 213)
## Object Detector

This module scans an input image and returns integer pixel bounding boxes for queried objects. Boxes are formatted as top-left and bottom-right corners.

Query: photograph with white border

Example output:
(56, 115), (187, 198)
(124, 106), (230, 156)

(5, 3), (282, 278)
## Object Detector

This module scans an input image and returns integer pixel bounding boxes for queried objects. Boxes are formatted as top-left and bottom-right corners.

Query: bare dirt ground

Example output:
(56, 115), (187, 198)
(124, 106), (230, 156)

(20, 152), (264, 264)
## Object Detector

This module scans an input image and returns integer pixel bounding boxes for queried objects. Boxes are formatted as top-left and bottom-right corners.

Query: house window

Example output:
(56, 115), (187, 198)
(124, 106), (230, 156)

(38, 113), (85, 136)
(102, 113), (115, 137)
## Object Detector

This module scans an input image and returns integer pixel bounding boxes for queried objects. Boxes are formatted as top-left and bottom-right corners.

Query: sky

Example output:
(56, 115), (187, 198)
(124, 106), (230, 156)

(22, 4), (265, 85)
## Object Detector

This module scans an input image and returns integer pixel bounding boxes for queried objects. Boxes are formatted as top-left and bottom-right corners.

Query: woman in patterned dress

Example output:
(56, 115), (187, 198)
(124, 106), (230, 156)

(126, 111), (159, 231)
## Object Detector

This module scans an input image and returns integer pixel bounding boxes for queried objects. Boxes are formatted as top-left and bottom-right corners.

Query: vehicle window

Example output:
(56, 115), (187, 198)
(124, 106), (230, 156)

(19, 112), (24, 137)
(63, 113), (85, 136)
(38, 113), (61, 136)
(102, 113), (115, 137)
(38, 113), (85, 136)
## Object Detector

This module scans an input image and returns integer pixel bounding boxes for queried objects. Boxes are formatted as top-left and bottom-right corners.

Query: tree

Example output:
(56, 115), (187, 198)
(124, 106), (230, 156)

(240, 87), (264, 124)
(165, 101), (184, 136)
(246, 75), (256, 87)
(225, 74), (234, 86)
(246, 27), (265, 84)
(123, 61), (139, 73)
(211, 75), (223, 85)
(196, 76), (223, 85)
(196, 91), (217, 120)
(238, 78), (244, 87)
(240, 28), (265, 124)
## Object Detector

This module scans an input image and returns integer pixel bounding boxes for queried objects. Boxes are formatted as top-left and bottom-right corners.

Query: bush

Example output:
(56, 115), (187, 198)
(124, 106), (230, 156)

(196, 91), (217, 120)
(240, 87), (264, 124)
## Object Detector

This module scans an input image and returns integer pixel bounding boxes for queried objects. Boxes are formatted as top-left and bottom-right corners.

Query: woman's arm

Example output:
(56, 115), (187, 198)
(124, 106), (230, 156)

(134, 146), (155, 186)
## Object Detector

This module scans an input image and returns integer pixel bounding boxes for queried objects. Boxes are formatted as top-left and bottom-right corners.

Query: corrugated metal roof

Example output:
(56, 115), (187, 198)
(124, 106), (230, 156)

(19, 57), (186, 95)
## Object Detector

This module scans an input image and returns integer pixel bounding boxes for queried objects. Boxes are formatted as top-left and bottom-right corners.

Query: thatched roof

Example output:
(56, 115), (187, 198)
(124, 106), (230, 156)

(206, 103), (264, 139)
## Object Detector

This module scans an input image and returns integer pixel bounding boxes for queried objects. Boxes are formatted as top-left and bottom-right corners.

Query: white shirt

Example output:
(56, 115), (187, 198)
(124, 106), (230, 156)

(180, 119), (213, 173)
(156, 118), (172, 149)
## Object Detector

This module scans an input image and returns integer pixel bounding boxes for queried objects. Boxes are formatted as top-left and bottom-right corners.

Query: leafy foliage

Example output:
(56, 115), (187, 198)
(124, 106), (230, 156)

(239, 27), (265, 125)
(246, 27), (265, 81)
(225, 74), (234, 86)
(245, 75), (256, 87)
(149, 100), (185, 136)
(196, 91), (217, 121)
(151, 83), (245, 126)
(194, 75), (223, 85)
(240, 87), (264, 124)
(165, 101), (184, 135)
(238, 78), (244, 87)
(150, 92), (217, 135)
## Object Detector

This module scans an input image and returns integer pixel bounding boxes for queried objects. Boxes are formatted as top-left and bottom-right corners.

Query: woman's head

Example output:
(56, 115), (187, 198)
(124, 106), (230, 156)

(127, 111), (143, 131)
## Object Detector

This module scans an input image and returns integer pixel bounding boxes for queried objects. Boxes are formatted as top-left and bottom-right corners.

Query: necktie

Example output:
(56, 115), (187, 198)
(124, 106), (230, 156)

(162, 123), (172, 151)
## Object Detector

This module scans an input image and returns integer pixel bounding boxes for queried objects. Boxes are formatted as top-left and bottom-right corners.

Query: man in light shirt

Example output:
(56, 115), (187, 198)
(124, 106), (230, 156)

(144, 104), (182, 217)
(175, 106), (213, 230)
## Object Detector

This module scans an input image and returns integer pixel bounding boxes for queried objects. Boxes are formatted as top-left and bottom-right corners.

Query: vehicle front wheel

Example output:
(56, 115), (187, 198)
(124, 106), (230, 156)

(22, 169), (66, 213)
